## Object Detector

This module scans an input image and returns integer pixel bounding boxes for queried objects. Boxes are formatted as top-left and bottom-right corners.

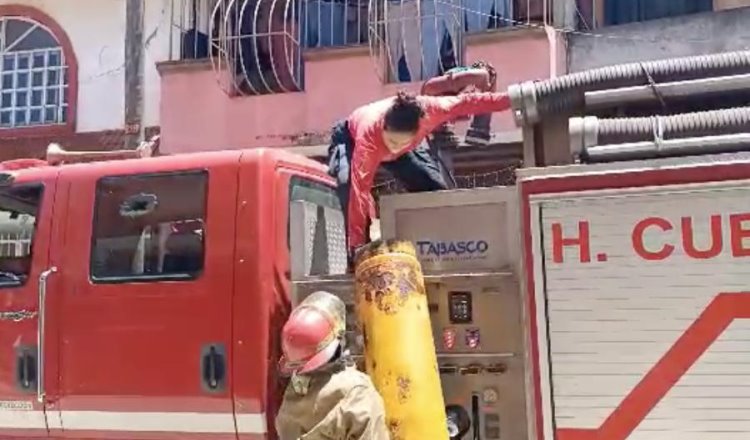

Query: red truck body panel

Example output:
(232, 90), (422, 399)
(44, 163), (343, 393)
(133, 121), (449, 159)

(520, 158), (750, 440)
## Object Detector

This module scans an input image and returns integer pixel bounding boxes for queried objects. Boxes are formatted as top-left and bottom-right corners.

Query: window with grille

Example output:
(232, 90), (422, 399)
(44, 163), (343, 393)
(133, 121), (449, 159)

(0, 17), (68, 129)
(0, 184), (43, 288)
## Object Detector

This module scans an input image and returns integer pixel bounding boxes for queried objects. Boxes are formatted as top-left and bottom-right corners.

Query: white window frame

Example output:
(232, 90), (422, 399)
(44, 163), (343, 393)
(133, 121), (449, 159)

(0, 16), (68, 129)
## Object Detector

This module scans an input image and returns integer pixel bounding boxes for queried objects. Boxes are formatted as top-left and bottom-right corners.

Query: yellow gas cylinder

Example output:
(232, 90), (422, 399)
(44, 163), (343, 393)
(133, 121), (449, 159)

(354, 239), (448, 440)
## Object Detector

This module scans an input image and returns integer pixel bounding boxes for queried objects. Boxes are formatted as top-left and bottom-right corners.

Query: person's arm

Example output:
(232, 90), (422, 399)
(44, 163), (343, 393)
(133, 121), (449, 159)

(421, 69), (491, 96)
(340, 385), (390, 440)
(347, 138), (380, 253)
(419, 92), (511, 131)
(275, 411), (299, 440)
(275, 399), (304, 440)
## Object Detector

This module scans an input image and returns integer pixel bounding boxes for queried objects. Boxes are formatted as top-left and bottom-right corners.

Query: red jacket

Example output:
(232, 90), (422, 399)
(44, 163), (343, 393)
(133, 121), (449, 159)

(345, 92), (511, 251)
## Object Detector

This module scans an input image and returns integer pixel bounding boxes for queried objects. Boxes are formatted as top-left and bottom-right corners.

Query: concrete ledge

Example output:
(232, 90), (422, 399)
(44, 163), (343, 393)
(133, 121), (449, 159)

(303, 44), (370, 62)
(282, 144), (329, 157)
(283, 129), (523, 158)
(156, 59), (213, 76)
(282, 129), (523, 158)
(465, 25), (548, 46)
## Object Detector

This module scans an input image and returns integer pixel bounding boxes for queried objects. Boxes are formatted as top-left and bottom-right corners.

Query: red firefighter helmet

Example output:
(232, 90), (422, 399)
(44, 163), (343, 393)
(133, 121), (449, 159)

(279, 291), (346, 376)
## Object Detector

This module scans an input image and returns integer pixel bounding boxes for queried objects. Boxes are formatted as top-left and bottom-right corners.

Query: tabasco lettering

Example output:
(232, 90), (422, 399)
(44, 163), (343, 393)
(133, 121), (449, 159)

(550, 213), (750, 264)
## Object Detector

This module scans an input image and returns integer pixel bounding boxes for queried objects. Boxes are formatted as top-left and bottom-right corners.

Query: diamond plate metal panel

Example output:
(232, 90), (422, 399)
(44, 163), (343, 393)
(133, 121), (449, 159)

(290, 201), (347, 280)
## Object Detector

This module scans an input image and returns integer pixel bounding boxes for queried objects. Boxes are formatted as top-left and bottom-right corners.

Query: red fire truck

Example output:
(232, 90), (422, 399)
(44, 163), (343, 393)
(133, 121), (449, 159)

(1, 146), (748, 440)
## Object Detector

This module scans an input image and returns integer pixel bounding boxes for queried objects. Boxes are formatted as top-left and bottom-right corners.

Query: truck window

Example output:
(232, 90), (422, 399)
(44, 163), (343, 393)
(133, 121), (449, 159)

(287, 176), (341, 249)
(0, 184), (42, 287)
(90, 170), (207, 283)
(290, 177), (341, 212)
(288, 176), (347, 277)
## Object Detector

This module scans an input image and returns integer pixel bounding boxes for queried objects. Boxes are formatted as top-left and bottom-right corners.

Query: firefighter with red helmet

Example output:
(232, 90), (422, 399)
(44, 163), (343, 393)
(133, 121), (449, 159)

(275, 291), (389, 440)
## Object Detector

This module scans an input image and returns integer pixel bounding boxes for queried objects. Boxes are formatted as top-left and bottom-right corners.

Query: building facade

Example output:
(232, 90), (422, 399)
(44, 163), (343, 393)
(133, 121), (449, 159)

(155, 0), (564, 185)
(569, 0), (750, 72)
(0, 0), (168, 159)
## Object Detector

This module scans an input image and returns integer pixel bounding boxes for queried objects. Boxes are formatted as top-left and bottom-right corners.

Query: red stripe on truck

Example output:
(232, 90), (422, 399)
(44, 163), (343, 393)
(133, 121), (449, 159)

(557, 292), (750, 440)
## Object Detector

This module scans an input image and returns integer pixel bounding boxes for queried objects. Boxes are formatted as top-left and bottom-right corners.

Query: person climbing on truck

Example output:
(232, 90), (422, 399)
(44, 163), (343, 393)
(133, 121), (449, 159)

(326, 87), (511, 259)
(0, 135), (160, 171)
(275, 291), (389, 439)
(421, 60), (498, 146)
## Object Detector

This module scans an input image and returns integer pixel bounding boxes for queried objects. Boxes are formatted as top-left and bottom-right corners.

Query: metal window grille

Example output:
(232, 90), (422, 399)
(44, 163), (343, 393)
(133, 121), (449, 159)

(209, 0), (305, 95)
(0, 232), (32, 257)
(0, 17), (68, 129)
(170, 0), (369, 58)
(179, 0), (550, 91)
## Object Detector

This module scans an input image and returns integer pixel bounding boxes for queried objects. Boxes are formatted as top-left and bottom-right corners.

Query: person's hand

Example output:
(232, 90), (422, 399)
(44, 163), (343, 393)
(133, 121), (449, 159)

(136, 135), (160, 158)
(135, 143), (151, 158)
(46, 143), (65, 165)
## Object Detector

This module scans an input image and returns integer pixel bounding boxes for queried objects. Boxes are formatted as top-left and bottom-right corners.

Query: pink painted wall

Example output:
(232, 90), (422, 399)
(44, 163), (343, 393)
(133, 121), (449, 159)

(158, 29), (556, 154)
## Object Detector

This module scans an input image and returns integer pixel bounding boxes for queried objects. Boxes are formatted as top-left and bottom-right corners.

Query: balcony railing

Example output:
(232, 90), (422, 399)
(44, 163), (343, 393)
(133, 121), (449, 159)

(0, 233), (31, 258)
(169, 0), (214, 60)
(304, 0), (369, 47)
(167, 0), (550, 94)
(168, 0), (368, 59)
(370, 0), (548, 83)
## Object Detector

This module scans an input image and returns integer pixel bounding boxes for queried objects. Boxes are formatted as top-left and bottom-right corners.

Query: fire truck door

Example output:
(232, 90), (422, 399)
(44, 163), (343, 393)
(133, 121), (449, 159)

(48, 164), (240, 439)
(0, 171), (58, 438)
(262, 168), (345, 426)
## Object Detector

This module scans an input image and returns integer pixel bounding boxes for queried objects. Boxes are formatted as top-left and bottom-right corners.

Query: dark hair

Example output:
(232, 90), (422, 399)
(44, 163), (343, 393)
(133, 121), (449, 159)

(383, 91), (425, 133)
(471, 60), (497, 87)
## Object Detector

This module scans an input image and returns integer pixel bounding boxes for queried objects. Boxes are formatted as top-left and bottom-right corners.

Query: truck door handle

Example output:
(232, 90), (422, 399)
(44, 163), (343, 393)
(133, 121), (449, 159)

(200, 344), (226, 392)
(37, 266), (57, 403)
(15, 346), (37, 391)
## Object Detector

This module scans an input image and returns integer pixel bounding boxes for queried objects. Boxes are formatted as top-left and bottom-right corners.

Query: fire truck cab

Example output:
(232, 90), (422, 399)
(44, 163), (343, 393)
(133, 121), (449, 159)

(0, 149), (340, 439)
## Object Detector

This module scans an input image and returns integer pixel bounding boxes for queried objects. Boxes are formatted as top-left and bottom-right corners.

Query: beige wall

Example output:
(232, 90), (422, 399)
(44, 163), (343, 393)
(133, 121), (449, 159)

(714, 0), (750, 10)
(569, 6), (750, 72)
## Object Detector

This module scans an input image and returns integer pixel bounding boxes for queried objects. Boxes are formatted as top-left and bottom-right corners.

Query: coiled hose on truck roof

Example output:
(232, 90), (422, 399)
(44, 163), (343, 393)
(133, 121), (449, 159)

(595, 106), (750, 144)
(510, 50), (750, 123)
(570, 106), (750, 162)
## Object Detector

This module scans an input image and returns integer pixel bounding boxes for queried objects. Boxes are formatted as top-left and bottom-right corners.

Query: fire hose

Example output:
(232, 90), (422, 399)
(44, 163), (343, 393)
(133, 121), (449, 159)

(588, 107), (750, 144)
(509, 50), (750, 125)
(569, 107), (750, 162)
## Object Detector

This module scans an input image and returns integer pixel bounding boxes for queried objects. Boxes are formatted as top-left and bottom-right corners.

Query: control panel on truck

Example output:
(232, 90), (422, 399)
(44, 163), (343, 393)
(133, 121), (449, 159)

(292, 186), (532, 440)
